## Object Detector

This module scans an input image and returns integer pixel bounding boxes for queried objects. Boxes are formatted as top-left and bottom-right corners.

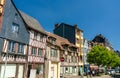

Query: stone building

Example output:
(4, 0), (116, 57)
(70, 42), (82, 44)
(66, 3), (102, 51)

(92, 34), (113, 50)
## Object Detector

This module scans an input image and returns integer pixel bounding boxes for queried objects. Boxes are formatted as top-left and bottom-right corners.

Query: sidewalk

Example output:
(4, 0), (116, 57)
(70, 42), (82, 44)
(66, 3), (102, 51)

(84, 75), (111, 78)
(63, 75), (111, 78)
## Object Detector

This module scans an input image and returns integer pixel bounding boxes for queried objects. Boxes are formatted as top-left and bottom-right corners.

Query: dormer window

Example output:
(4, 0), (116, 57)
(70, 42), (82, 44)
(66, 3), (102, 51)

(70, 47), (77, 52)
(49, 38), (56, 44)
(15, 13), (18, 20)
(63, 45), (68, 50)
(51, 39), (55, 44)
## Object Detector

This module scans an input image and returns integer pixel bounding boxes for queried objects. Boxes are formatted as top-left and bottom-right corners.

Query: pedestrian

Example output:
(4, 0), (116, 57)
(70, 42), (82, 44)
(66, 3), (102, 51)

(92, 69), (95, 76)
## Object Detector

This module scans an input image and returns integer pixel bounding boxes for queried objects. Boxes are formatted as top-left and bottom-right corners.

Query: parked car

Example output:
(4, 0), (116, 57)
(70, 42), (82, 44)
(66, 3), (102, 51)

(115, 68), (120, 73)
(107, 69), (115, 75)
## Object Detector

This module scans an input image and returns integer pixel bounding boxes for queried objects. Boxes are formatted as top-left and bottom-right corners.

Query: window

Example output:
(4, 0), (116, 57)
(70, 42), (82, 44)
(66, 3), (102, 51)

(72, 56), (76, 63)
(63, 46), (68, 50)
(51, 39), (55, 44)
(34, 32), (37, 40)
(76, 38), (79, 43)
(40, 34), (43, 42)
(65, 67), (68, 73)
(32, 47), (37, 55)
(8, 41), (16, 53)
(38, 48), (43, 56)
(72, 66), (76, 73)
(50, 48), (57, 57)
(14, 13), (18, 20)
(65, 55), (67, 62)
(18, 44), (24, 54)
(71, 47), (77, 52)
(12, 23), (19, 33)
(81, 32), (83, 37)
(49, 38), (55, 44)
(36, 65), (43, 75)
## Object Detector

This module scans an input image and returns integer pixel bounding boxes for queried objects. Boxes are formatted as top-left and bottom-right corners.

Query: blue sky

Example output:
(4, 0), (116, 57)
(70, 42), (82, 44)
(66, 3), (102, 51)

(14, 0), (120, 50)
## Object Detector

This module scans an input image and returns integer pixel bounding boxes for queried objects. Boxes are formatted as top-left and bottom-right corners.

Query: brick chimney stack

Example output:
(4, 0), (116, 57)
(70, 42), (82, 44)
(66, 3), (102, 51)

(55, 23), (59, 28)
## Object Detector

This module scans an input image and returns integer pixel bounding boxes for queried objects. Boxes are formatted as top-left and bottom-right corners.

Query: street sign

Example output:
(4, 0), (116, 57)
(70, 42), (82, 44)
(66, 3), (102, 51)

(60, 57), (64, 62)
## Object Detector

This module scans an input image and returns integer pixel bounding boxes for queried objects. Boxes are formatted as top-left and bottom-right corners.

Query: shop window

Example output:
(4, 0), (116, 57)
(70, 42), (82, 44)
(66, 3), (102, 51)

(36, 65), (43, 75)
(65, 67), (68, 73)
(72, 66), (76, 73)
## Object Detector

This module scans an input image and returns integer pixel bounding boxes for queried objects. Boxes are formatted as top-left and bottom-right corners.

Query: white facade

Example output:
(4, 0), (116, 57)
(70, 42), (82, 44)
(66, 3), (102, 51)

(46, 46), (60, 78)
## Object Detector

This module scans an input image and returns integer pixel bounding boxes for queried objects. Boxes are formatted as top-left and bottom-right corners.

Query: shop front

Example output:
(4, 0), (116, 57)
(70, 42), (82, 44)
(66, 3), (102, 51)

(60, 66), (78, 75)
(0, 53), (27, 78)
(28, 55), (44, 78)
(49, 62), (60, 78)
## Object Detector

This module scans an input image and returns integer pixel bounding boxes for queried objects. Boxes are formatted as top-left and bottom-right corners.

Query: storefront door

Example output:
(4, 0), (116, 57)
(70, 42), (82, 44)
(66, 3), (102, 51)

(18, 65), (23, 78)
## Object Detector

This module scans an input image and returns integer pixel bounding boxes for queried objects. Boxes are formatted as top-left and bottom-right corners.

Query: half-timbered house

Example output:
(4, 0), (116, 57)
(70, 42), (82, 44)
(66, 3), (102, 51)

(45, 32), (60, 78)
(57, 35), (79, 77)
(46, 32), (79, 78)
(20, 12), (47, 78)
(0, 0), (29, 78)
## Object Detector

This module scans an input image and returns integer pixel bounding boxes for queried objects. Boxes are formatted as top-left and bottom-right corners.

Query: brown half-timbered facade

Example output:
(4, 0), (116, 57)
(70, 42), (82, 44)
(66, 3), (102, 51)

(19, 11), (47, 78)
(46, 32), (79, 78)
(57, 36), (79, 77)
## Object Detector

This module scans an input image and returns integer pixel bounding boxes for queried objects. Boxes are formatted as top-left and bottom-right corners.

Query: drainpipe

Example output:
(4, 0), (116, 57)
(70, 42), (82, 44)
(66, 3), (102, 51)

(43, 37), (47, 78)
(3, 50), (8, 78)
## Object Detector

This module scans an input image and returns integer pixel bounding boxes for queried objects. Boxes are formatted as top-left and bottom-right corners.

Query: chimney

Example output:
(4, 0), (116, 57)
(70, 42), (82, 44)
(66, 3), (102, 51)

(74, 24), (78, 28)
(55, 23), (59, 28)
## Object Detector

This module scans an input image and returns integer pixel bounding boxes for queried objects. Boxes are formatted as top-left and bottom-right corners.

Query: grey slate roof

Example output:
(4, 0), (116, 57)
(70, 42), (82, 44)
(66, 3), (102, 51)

(19, 11), (47, 34)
